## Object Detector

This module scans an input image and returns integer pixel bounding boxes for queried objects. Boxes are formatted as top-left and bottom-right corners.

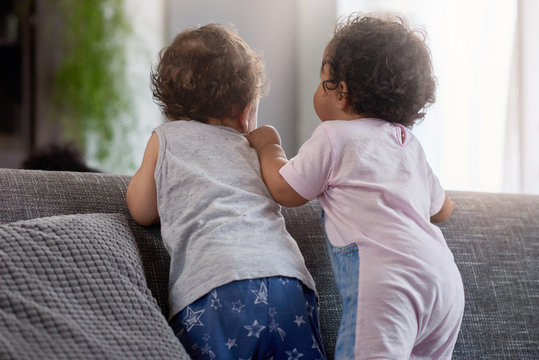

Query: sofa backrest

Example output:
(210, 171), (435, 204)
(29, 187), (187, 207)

(0, 168), (171, 315)
(435, 190), (539, 359)
(2, 168), (538, 359)
(0, 169), (343, 356)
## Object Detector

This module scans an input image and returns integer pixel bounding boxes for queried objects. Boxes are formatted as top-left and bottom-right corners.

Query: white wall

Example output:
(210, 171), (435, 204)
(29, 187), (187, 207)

(296, 0), (337, 152)
(119, 0), (338, 173)
(165, 0), (300, 155)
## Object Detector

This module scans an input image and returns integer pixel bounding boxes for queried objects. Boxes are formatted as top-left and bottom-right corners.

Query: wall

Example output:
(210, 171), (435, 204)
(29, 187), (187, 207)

(165, 0), (298, 155)
(8, 1), (338, 172)
(165, 0), (336, 156)
(296, 0), (336, 152)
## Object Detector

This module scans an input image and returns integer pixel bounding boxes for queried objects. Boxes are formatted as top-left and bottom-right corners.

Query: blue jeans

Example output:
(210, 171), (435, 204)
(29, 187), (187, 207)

(169, 276), (327, 360)
(322, 210), (359, 360)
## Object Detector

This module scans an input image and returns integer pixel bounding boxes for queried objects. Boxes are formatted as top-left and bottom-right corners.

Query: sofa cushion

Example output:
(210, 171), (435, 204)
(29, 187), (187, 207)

(0, 169), (171, 317)
(0, 213), (189, 360)
(282, 202), (342, 358)
(441, 191), (539, 359)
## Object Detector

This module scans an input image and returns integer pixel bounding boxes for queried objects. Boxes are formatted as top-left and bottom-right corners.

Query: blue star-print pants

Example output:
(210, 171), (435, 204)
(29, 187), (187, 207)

(169, 276), (327, 360)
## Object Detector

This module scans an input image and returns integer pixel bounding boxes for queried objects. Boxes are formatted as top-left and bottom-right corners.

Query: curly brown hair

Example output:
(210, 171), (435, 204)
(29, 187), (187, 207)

(151, 24), (267, 122)
(324, 14), (436, 127)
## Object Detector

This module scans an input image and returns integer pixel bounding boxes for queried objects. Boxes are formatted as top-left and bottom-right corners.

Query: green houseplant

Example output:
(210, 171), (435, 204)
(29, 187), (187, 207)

(47, 0), (132, 163)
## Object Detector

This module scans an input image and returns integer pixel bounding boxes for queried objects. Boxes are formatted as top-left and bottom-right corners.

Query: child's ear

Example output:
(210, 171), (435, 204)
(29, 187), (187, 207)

(336, 81), (350, 110)
(237, 103), (253, 133)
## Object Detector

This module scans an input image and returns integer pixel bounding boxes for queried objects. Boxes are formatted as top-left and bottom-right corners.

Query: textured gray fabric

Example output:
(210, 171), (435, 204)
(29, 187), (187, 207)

(0, 213), (189, 360)
(282, 202), (341, 359)
(0, 169), (170, 316)
(1, 169), (538, 360)
(439, 191), (539, 359)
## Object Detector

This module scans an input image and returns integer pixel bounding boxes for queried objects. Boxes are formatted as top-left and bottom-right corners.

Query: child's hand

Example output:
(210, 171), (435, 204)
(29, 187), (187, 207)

(246, 125), (282, 151)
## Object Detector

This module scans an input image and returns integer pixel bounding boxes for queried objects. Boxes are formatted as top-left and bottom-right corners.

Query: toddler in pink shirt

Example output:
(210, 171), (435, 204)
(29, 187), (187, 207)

(247, 13), (464, 359)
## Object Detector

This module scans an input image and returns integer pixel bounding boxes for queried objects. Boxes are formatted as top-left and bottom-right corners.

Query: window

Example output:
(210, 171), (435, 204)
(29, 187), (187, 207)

(338, 0), (524, 193)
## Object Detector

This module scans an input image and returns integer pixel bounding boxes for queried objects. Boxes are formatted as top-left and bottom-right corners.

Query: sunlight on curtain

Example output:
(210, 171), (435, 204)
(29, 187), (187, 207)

(89, 0), (165, 174)
(504, 0), (539, 194)
(337, 0), (518, 193)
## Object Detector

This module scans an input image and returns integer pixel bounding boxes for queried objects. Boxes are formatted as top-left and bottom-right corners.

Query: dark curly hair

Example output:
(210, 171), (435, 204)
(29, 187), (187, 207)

(324, 14), (436, 127)
(151, 24), (267, 122)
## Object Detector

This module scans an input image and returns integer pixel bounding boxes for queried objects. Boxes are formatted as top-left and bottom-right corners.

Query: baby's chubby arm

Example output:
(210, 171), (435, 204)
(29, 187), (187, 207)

(126, 133), (160, 226)
(430, 193), (456, 223)
(246, 126), (308, 207)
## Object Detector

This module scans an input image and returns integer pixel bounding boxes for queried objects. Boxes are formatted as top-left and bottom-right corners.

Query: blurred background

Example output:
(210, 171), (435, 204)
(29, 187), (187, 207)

(0, 0), (537, 194)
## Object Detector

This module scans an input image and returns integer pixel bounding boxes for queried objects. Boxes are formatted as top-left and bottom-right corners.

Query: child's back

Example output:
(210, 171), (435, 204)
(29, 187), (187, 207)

(284, 117), (463, 358)
(247, 14), (464, 359)
(127, 23), (327, 359)
(154, 120), (316, 316)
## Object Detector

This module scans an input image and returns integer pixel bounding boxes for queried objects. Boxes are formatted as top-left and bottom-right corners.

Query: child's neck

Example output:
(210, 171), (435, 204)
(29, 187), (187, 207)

(331, 109), (367, 121)
(207, 117), (243, 132)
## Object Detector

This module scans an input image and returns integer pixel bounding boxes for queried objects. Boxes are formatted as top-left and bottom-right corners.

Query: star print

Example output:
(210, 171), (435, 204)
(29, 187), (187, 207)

(305, 301), (315, 317)
(202, 333), (211, 342)
(294, 315), (306, 327)
(269, 318), (279, 332)
(182, 306), (205, 332)
(268, 307), (277, 317)
(201, 343), (216, 359)
(285, 348), (304, 359)
(244, 320), (266, 338)
(210, 298), (222, 310)
(312, 335), (322, 354)
(232, 300), (245, 313)
(279, 277), (290, 285)
(201, 343), (211, 354)
(251, 282), (268, 305)
(269, 318), (286, 340)
(225, 338), (238, 350)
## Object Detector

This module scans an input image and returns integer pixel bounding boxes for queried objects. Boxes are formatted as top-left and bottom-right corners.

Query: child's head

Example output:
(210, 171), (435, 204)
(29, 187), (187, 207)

(322, 14), (436, 127)
(151, 24), (267, 124)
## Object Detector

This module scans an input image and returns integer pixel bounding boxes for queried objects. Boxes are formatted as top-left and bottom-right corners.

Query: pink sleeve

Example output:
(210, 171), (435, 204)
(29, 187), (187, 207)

(279, 125), (334, 201)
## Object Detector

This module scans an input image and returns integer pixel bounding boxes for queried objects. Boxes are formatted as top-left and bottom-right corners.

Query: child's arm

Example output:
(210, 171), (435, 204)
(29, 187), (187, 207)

(126, 133), (160, 226)
(247, 126), (308, 207)
(430, 193), (456, 223)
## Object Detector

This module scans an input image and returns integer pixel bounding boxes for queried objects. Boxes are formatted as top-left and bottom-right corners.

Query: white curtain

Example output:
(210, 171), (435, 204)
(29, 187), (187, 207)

(337, 0), (538, 195)
(504, 0), (539, 194)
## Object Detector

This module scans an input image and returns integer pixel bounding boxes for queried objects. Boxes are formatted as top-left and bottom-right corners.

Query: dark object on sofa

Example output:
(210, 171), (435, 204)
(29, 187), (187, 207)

(0, 168), (538, 359)
(21, 143), (98, 172)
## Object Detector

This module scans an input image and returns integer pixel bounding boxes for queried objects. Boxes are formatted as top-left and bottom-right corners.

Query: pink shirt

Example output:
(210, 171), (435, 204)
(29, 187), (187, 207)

(281, 118), (464, 357)
(280, 118), (448, 255)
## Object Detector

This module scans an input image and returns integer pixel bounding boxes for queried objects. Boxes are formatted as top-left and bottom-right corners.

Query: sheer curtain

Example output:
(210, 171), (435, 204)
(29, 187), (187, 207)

(504, 0), (539, 194)
(337, 0), (538, 195)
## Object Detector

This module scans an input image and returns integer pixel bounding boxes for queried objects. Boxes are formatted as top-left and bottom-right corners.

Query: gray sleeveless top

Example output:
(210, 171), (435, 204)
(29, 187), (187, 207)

(153, 120), (316, 319)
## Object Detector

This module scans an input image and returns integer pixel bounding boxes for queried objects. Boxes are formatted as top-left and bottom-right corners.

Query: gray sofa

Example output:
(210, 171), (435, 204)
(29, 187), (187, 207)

(0, 168), (537, 359)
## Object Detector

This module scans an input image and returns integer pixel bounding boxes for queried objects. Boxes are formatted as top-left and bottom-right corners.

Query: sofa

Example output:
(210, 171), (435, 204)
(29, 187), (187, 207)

(0, 168), (537, 359)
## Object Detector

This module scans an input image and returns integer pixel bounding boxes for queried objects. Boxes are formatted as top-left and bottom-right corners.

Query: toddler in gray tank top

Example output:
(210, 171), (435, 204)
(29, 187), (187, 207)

(126, 23), (326, 360)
